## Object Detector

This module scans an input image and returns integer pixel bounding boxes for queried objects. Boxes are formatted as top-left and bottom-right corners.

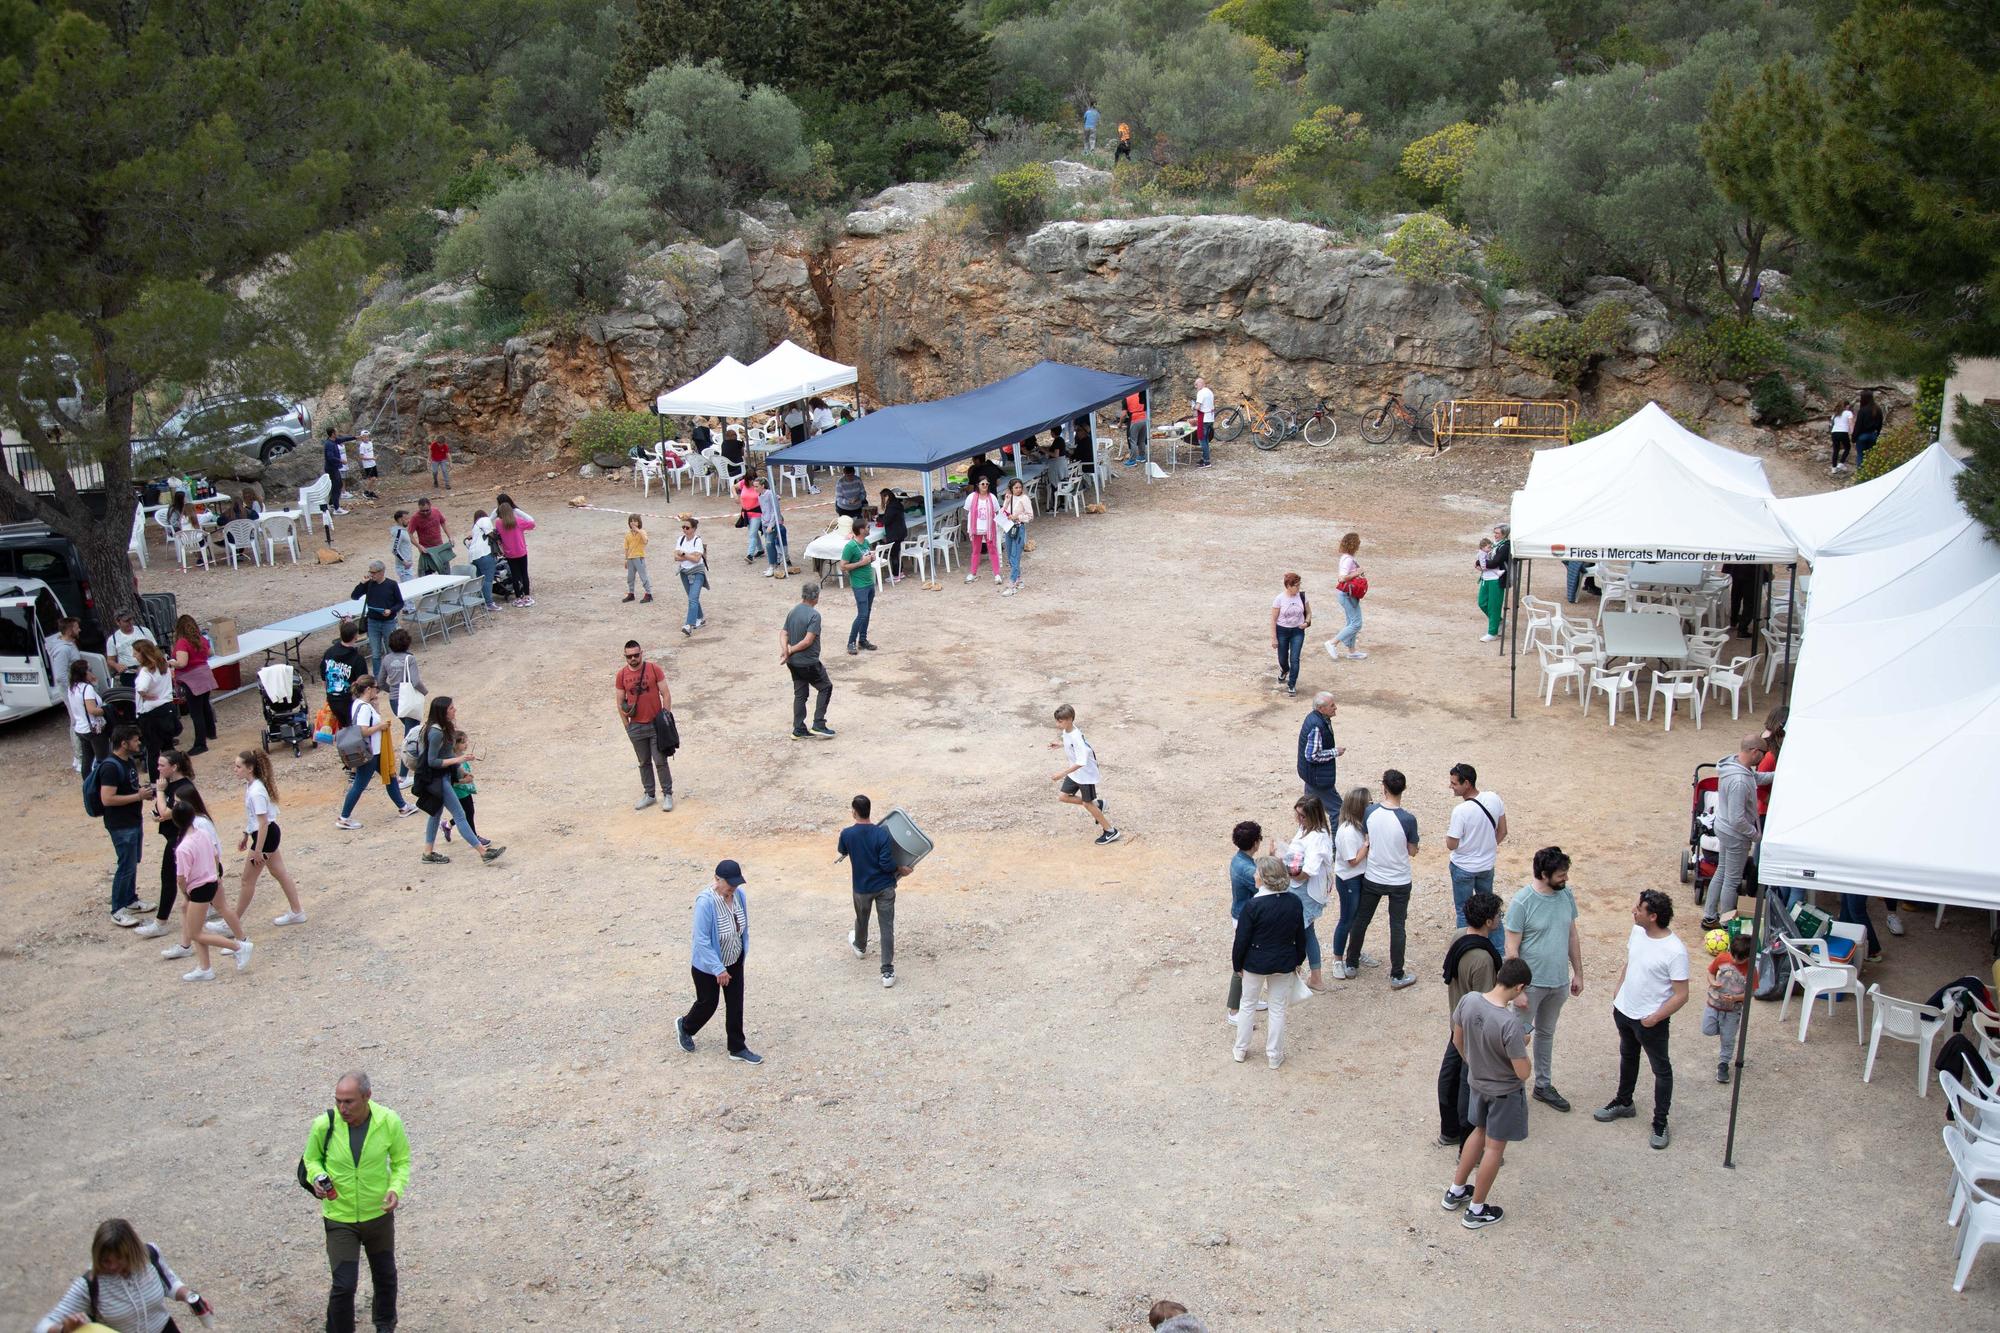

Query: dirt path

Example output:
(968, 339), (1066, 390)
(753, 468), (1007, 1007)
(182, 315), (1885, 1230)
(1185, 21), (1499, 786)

(1, 442), (1990, 1328)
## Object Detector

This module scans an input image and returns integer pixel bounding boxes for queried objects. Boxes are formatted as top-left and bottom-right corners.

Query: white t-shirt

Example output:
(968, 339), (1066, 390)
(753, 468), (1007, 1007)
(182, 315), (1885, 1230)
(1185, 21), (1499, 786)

(1613, 926), (1690, 1020)
(1447, 791), (1505, 872)
(1334, 821), (1366, 881)
(1832, 409), (1854, 434)
(353, 698), (385, 756)
(1364, 804), (1412, 885)
(466, 516), (493, 561)
(108, 625), (155, 669)
(66, 682), (103, 734)
(1195, 387), (1214, 422)
(244, 779), (279, 833)
(357, 439), (377, 465)
(1339, 552), (1360, 580)
(1061, 728), (1100, 785)
(134, 666), (174, 713)
(675, 534), (706, 571)
(1288, 826), (1333, 904)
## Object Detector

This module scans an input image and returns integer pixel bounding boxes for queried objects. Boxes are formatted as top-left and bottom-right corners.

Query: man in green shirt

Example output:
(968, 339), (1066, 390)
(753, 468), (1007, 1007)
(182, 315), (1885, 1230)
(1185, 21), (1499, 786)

(302, 1070), (411, 1333)
(840, 529), (878, 655)
(1504, 846), (1584, 1113)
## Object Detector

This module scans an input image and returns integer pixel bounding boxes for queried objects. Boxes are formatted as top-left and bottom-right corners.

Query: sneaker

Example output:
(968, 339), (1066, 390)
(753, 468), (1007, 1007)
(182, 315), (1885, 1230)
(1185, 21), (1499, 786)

(1716, 1061), (1730, 1084)
(1287, 685), (1296, 696)
(1094, 797), (1106, 812)
(1461, 1203), (1505, 1231)
(1650, 1124), (1671, 1150)
(1330, 962), (1355, 980)
(396, 805), (419, 819)
(134, 919), (168, 939)
(1699, 916), (1721, 932)
(994, 575), (1003, 585)
(674, 1017), (695, 1053)
(206, 916), (234, 937)
(681, 626), (692, 638)
(1535, 1086), (1573, 1113)
(421, 851), (451, 864)
(1269, 1053), (1286, 1069)
(161, 942), (193, 960)
(697, 619), (706, 629)
(1226, 1011), (1240, 1026)
(634, 795), (655, 811)
(847, 644), (859, 654)
(860, 642), (877, 652)
(1095, 827), (1121, 845)
(1348, 650), (1368, 660)
(641, 593), (654, 604)
(1389, 972), (1419, 989)
(1480, 633), (1498, 642)
(849, 929), (866, 958)
(1231, 1047), (1246, 1063)
(1002, 586), (1016, 597)
(1441, 1184), (1473, 1211)
(111, 909), (141, 928)
(480, 844), (507, 864)
(1358, 952), (1382, 969)
(882, 972), (896, 988)
(1437, 1132), (1467, 1149)
(182, 967), (215, 982)
(622, 593), (636, 603)
(661, 793), (674, 812)
(335, 816), (363, 830)
(233, 938), (254, 972)
(764, 567), (776, 578)
(811, 724), (836, 738)
(1885, 910), (1905, 936)
(1196, 459), (1213, 468)
(1591, 1101), (1636, 1122)
(965, 573), (976, 583)
(273, 910), (307, 926)
(791, 729), (812, 740)
(729, 1048), (764, 1065)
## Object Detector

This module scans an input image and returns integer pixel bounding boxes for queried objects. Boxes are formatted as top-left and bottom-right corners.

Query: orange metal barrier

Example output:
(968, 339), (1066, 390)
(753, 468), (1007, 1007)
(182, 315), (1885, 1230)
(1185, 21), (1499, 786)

(1431, 398), (1577, 449)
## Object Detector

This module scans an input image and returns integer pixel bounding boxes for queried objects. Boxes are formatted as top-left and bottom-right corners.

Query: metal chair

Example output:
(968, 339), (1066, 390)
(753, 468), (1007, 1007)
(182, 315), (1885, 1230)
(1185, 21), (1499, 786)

(406, 589), (449, 646)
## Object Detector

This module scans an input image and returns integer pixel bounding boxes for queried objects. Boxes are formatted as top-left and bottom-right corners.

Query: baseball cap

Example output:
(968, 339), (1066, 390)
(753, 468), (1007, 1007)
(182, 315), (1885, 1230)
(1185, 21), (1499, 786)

(715, 859), (746, 887)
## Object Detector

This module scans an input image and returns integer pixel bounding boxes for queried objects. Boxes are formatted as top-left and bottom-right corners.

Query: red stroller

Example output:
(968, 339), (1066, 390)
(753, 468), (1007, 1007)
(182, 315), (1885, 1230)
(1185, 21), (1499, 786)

(1679, 763), (1719, 902)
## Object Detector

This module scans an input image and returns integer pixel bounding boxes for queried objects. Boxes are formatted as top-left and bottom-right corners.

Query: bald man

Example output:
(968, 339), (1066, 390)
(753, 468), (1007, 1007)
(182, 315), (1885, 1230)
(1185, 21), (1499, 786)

(1297, 692), (1344, 809)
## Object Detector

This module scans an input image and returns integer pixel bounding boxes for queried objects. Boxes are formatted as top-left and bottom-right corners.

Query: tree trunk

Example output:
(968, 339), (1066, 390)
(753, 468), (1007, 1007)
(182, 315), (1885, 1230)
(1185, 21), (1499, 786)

(73, 506), (142, 625)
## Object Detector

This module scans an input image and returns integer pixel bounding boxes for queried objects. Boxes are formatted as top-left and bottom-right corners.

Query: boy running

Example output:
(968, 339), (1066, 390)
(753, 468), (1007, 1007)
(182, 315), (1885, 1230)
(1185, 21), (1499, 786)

(1049, 703), (1119, 844)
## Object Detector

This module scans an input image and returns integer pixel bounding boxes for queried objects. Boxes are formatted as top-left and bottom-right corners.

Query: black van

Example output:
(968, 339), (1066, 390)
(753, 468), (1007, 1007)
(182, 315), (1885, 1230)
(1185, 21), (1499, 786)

(0, 523), (103, 649)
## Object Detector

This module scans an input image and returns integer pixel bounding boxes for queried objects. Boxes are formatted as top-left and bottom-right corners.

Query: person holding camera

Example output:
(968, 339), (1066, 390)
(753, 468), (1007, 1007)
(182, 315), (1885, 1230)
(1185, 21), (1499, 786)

(615, 640), (675, 811)
(301, 1071), (410, 1333)
(33, 1217), (214, 1332)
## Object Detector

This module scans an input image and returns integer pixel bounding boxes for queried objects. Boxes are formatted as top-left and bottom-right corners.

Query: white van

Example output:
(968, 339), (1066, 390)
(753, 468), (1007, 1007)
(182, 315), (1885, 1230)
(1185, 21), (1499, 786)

(0, 578), (108, 725)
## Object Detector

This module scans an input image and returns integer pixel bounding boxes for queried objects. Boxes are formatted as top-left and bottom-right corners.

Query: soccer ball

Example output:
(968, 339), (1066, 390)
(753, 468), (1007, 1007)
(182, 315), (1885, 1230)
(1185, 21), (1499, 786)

(1704, 928), (1732, 956)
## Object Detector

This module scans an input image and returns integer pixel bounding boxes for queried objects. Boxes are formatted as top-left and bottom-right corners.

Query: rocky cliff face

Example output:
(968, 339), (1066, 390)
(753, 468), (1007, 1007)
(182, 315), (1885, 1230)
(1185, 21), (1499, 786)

(334, 196), (1838, 463)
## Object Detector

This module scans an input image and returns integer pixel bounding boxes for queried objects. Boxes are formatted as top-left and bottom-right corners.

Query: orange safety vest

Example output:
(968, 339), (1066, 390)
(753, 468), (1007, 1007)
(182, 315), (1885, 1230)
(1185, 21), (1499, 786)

(1125, 391), (1146, 421)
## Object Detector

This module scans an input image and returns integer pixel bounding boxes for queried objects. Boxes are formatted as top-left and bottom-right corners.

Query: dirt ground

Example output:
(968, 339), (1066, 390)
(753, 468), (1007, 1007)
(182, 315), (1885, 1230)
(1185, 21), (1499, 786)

(2, 436), (1993, 1330)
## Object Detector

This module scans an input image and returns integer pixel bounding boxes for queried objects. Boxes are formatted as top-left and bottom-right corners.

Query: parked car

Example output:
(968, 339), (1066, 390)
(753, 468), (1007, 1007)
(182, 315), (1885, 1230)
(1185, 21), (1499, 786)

(0, 576), (108, 726)
(132, 392), (313, 469)
(0, 522), (103, 650)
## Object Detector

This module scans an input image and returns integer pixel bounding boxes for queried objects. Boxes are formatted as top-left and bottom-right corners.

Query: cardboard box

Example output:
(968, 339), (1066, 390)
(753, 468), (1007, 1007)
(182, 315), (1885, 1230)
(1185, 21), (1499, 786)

(207, 615), (240, 656)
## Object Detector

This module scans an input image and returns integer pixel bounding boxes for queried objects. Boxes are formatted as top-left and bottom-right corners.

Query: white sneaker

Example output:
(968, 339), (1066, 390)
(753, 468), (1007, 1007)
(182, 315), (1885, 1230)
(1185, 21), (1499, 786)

(1359, 952), (1382, 969)
(1269, 1053), (1287, 1069)
(396, 805), (420, 818)
(161, 942), (193, 960)
(849, 930), (865, 958)
(273, 910), (307, 926)
(233, 938), (254, 971)
(964, 573), (975, 583)
(882, 973), (896, 988)
(182, 967), (215, 982)
(1480, 633), (1498, 642)
(206, 916), (234, 938)
(134, 919), (168, 938)
(1885, 910), (1905, 936)
(1348, 650), (1369, 660)
(763, 567), (775, 578)
(111, 909), (141, 928)
(335, 816), (363, 830)
(1232, 1047), (1247, 1063)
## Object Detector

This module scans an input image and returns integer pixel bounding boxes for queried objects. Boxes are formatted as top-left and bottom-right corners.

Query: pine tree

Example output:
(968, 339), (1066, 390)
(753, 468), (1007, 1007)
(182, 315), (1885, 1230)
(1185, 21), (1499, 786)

(606, 0), (801, 126)
(799, 0), (996, 119)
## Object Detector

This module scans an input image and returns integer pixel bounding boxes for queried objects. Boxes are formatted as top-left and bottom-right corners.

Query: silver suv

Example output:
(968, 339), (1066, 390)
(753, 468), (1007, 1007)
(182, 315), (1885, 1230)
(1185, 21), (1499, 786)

(133, 393), (313, 469)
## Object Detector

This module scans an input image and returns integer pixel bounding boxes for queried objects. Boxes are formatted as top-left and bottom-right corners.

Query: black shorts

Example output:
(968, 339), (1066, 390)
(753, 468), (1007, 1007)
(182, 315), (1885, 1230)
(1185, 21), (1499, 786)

(251, 823), (283, 854)
(1060, 777), (1098, 802)
(187, 880), (219, 904)
(362, 464), (380, 478)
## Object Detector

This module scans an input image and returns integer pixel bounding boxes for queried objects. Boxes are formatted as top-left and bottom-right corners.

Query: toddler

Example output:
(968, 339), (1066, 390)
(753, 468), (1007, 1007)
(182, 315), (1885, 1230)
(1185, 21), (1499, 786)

(624, 513), (653, 603)
(1702, 933), (1754, 1084)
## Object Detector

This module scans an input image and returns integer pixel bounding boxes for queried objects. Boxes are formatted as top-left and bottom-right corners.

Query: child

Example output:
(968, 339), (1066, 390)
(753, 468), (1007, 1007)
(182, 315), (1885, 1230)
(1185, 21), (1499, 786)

(1703, 933), (1754, 1084)
(624, 514), (654, 603)
(1048, 703), (1119, 844)
(390, 510), (415, 581)
(442, 730), (479, 843)
(356, 431), (379, 499)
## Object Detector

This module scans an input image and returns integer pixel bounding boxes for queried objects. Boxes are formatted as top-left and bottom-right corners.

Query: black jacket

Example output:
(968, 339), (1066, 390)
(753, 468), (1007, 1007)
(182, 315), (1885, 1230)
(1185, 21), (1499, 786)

(1233, 891), (1308, 975)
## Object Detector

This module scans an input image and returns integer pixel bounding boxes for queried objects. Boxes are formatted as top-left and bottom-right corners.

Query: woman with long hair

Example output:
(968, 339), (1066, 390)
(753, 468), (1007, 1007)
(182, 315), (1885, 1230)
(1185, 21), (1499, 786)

(674, 514), (708, 636)
(1330, 531), (1368, 661)
(33, 1217), (213, 1332)
(465, 508), (499, 611)
(877, 488), (906, 584)
(1284, 794), (1334, 991)
(131, 639), (177, 782)
(493, 500), (536, 606)
(233, 749), (305, 926)
(1852, 389), (1885, 472)
(738, 472), (766, 562)
(172, 797), (250, 981)
(1330, 786), (1374, 974)
(335, 675), (416, 829)
(1270, 572), (1309, 697)
(169, 614), (217, 754)
(1000, 477), (1034, 595)
(415, 696), (505, 865)
(137, 748), (212, 946)
(65, 658), (108, 767)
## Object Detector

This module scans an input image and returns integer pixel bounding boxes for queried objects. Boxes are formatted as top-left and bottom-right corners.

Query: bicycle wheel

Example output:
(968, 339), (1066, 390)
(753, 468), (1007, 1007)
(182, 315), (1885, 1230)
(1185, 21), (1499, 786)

(1359, 405), (1393, 444)
(1214, 406), (1245, 442)
(1251, 420), (1286, 451)
(1303, 412), (1339, 448)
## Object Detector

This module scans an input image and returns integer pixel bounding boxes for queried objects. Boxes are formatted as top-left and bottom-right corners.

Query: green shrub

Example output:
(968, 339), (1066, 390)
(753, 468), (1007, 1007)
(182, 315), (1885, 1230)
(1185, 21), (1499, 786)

(1954, 396), (2000, 542)
(1385, 212), (1472, 283)
(969, 162), (1057, 234)
(1511, 302), (1629, 387)
(436, 145), (540, 212)
(1400, 121), (1480, 200)
(600, 60), (811, 228)
(1915, 372), (1946, 438)
(1663, 318), (1783, 383)
(435, 168), (641, 317)
(1854, 418), (1926, 483)
(1749, 373), (1806, 428)
(570, 410), (667, 457)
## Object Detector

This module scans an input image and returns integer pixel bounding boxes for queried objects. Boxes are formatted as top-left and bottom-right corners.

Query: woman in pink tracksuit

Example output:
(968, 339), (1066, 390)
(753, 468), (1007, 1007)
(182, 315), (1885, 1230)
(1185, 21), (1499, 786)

(963, 477), (1004, 585)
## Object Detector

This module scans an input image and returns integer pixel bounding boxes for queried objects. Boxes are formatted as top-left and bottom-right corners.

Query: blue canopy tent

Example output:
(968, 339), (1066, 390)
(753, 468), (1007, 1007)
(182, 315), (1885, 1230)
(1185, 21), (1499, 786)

(766, 361), (1151, 543)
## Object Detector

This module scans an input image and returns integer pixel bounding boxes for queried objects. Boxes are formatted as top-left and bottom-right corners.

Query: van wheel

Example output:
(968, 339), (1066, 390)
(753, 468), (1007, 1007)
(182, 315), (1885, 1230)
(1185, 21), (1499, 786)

(259, 437), (296, 463)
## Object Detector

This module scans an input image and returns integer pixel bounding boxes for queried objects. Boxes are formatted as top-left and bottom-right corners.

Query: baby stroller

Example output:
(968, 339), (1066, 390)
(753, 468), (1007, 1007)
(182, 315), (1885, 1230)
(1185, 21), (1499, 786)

(1679, 762), (1719, 902)
(257, 663), (313, 756)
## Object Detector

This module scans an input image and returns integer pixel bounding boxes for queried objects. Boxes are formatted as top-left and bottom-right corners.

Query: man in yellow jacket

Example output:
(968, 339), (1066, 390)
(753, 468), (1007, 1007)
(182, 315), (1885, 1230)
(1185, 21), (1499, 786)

(302, 1070), (411, 1333)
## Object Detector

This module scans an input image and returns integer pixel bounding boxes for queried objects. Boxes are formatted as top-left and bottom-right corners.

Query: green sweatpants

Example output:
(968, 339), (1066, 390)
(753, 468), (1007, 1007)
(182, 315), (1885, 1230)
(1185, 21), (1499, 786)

(1477, 578), (1505, 636)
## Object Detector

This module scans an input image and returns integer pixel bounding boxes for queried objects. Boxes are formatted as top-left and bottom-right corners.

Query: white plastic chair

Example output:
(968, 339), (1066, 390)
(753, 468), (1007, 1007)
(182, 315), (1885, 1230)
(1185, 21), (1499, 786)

(631, 449), (664, 497)
(128, 502), (148, 571)
(1597, 582), (1632, 617)
(1942, 1128), (2000, 1291)
(1536, 641), (1583, 706)
(925, 522), (958, 574)
(260, 513), (301, 565)
(1777, 935), (1866, 1043)
(899, 538), (933, 583)
(1585, 660), (1641, 726)
(1646, 668), (1705, 731)
(1705, 654), (1761, 719)
(1761, 625), (1801, 691)
(298, 473), (333, 536)
(1864, 985), (1947, 1095)
(1521, 596), (1561, 654)
(1049, 474), (1083, 516)
(705, 445), (744, 491)
(172, 525), (212, 571)
(219, 518), (264, 568)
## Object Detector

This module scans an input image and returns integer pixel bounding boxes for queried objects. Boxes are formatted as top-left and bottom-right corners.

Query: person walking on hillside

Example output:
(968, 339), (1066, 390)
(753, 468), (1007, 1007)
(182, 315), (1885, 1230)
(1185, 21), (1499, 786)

(1192, 376), (1215, 466)
(1295, 690), (1342, 808)
(616, 640), (675, 812)
(1592, 891), (1689, 1150)
(1476, 523), (1510, 642)
(1445, 762), (1507, 948)
(1504, 845), (1582, 1113)
(675, 515), (708, 636)
(351, 562), (404, 677)
(675, 860), (763, 1063)
(171, 797), (250, 982)
(1829, 399), (1854, 473)
(32, 1218), (215, 1333)
(413, 697), (505, 864)
(1272, 574), (1311, 697)
(302, 1070), (411, 1333)
(1851, 389), (1884, 472)
(98, 725), (154, 928)
(1342, 769), (1419, 988)
(428, 437), (452, 490)
(1329, 531), (1368, 660)
(335, 677), (415, 830)
(1114, 120), (1132, 163)
(1231, 855), (1308, 1069)
(1082, 100), (1099, 151)
(781, 583), (834, 739)
(840, 793), (912, 988)
(1442, 957), (1534, 1230)
(1050, 702), (1119, 844)
(1438, 891), (1504, 1147)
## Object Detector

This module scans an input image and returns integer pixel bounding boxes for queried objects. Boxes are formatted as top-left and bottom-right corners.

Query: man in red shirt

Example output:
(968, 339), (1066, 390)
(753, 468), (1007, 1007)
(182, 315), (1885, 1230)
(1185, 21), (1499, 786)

(407, 497), (452, 574)
(428, 438), (451, 491)
(615, 640), (675, 812)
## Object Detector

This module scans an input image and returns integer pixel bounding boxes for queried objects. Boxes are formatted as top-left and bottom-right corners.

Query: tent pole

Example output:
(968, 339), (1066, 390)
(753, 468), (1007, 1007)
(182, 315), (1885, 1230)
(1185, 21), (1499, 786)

(1722, 885), (1770, 1169)
(1089, 415), (1103, 505)
(1781, 561), (1797, 704)
(1143, 385), (1153, 485)
(1508, 559), (1520, 719)
(923, 471), (935, 582)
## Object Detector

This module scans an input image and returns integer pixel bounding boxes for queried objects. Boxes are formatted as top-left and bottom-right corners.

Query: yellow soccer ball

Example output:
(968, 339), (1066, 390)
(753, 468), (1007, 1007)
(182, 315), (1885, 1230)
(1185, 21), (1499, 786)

(1704, 928), (1731, 956)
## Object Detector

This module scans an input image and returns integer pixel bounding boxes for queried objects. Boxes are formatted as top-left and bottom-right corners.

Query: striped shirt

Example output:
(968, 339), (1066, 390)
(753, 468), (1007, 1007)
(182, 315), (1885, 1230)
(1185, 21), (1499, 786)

(717, 891), (745, 967)
(36, 1247), (182, 1333)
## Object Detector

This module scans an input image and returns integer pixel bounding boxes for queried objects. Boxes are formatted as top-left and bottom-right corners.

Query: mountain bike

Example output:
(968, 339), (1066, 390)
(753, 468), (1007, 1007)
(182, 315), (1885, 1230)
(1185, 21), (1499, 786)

(1213, 401), (1260, 443)
(1359, 392), (1435, 447)
(1251, 399), (1340, 451)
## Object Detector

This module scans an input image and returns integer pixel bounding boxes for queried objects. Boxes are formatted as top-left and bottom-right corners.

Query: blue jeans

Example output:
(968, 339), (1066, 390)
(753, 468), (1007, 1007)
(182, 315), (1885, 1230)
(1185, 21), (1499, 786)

(746, 522), (764, 558)
(1004, 525), (1025, 583)
(1335, 592), (1362, 648)
(1565, 560), (1588, 603)
(1275, 626), (1304, 689)
(1291, 885), (1325, 969)
(1838, 893), (1882, 957)
(763, 520), (787, 567)
(425, 782), (487, 849)
(849, 583), (875, 647)
(108, 824), (143, 913)
(472, 554), (497, 607)
(1330, 875), (1361, 958)
(1450, 864), (1503, 949)
(340, 758), (408, 819)
(681, 569), (706, 628)
(366, 617), (395, 676)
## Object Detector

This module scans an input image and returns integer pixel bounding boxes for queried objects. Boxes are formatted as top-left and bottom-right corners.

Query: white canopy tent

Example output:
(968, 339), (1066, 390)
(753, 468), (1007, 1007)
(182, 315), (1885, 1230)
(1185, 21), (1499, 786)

(1769, 439), (1967, 560)
(653, 341), (858, 421)
(654, 356), (754, 417)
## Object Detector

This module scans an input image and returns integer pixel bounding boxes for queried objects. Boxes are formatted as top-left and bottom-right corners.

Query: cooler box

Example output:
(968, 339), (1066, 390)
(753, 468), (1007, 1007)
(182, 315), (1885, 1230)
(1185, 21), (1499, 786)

(880, 807), (932, 869)
(211, 661), (242, 693)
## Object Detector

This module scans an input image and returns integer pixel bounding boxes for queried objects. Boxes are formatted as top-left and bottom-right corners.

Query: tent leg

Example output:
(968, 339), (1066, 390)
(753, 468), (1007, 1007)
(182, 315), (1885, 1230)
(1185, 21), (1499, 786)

(1143, 386), (1153, 485)
(1781, 561), (1797, 705)
(923, 472), (935, 584)
(1722, 886), (1770, 1169)
(1507, 559), (1520, 719)
(1089, 418), (1103, 505)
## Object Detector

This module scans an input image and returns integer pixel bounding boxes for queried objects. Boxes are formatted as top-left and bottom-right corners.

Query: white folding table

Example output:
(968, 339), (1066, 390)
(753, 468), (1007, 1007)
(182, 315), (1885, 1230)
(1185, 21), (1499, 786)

(1599, 611), (1689, 662)
(1627, 561), (1706, 589)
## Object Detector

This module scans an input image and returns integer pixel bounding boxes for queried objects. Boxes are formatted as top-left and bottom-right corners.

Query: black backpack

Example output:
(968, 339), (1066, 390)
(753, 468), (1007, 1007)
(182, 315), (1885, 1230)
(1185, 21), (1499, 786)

(88, 1241), (175, 1316)
(296, 1107), (338, 1193)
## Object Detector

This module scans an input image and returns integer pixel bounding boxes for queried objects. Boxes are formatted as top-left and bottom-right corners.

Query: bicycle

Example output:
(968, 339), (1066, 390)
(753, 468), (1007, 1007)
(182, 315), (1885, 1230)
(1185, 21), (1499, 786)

(1359, 391), (1435, 447)
(1213, 401), (1261, 443)
(1250, 399), (1340, 451)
